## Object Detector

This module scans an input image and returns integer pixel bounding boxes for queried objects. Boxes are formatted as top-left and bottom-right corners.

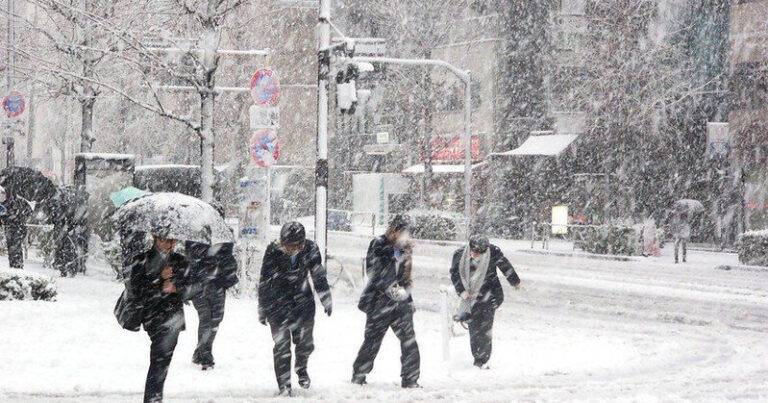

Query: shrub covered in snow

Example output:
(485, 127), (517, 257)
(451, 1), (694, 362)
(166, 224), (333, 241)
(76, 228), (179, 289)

(737, 230), (768, 267)
(409, 210), (460, 241)
(577, 225), (638, 256)
(0, 269), (57, 301)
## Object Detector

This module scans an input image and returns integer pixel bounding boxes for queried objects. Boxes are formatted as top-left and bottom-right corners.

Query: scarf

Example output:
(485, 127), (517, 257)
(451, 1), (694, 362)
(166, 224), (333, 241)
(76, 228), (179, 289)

(456, 245), (490, 317)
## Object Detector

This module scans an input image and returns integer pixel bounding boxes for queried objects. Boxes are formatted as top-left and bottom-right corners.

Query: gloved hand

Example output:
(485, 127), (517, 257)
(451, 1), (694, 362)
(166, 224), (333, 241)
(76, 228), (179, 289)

(387, 284), (409, 302)
(324, 305), (332, 317)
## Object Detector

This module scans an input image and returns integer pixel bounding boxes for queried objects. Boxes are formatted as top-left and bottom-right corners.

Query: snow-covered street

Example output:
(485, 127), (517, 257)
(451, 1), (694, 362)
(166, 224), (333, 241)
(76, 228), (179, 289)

(2, 238), (767, 402)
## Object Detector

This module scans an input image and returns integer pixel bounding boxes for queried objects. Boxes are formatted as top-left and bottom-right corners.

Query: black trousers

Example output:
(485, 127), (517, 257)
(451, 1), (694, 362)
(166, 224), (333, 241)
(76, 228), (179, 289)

(269, 317), (315, 390)
(144, 321), (182, 403)
(352, 305), (420, 383)
(5, 224), (26, 269)
(468, 305), (495, 366)
(192, 285), (226, 365)
(674, 237), (687, 262)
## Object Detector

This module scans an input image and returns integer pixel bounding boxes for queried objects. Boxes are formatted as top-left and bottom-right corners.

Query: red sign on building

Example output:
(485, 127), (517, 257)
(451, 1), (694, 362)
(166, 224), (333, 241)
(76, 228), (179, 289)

(430, 135), (481, 161)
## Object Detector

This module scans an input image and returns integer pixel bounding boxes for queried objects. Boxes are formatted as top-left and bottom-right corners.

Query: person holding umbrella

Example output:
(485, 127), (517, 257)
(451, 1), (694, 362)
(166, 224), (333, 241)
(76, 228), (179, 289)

(258, 222), (332, 396)
(126, 233), (201, 403)
(0, 167), (58, 269)
(669, 199), (702, 264)
(0, 186), (31, 269)
(450, 234), (520, 369)
(112, 192), (232, 402)
(352, 215), (420, 389)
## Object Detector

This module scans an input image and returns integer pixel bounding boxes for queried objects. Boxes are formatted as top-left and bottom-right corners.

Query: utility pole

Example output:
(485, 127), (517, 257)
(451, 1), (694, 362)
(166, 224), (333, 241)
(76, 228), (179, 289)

(4, 0), (15, 167)
(316, 0), (331, 264)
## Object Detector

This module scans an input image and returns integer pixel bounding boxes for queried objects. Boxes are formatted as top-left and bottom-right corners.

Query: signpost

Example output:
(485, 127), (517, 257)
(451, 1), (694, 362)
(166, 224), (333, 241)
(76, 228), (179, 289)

(243, 68), (281, 248)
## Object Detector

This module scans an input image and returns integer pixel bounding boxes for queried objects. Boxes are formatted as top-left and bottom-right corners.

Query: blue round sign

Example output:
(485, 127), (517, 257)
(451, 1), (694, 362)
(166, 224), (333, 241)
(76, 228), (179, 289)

(3, 91), (25, 117)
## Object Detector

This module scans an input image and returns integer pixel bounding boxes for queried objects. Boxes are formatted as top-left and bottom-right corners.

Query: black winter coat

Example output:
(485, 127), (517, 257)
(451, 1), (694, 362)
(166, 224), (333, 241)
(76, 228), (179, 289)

(185, 242), (239, 290)
(128, 247), (202, 331)
(358, 235), (413, 316)
(450, 244), (520, 310)
(258, 240), (331, 323)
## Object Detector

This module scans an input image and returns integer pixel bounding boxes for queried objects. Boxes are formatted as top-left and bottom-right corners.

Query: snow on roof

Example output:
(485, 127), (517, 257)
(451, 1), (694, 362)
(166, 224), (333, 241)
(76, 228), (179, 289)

(75, 153), (135, 161)
(495, 134), (578, 157)
(403, 162), (487, 174)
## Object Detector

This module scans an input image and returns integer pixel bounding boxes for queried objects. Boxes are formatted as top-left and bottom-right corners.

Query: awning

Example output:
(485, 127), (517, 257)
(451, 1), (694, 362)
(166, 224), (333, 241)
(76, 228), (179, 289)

(494, 134), (578, 157)
(402, 162), (487, 174)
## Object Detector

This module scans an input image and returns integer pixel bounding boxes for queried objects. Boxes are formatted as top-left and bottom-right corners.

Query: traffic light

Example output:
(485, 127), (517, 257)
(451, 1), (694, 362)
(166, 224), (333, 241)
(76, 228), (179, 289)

(336, 64), (359, 115)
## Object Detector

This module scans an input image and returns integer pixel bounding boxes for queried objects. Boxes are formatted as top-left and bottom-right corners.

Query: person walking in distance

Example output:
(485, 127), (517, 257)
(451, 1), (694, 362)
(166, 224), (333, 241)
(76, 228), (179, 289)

(450, 235), (520, 369)
(258, 222), (332, 396)
(670, 211), (691, 264)
(352, 215), (421, 388)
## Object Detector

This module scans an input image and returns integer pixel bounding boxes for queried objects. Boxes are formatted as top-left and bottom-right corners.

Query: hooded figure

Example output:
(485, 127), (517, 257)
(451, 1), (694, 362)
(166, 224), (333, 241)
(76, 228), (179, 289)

(258, 222), (332, 396)
(352, 215), (421, 389)
(450, 234), (520, 369)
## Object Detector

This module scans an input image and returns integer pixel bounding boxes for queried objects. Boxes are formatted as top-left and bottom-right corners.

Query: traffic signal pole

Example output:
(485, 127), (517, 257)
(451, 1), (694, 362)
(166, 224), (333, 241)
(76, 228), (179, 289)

(316, 0), (331, 264)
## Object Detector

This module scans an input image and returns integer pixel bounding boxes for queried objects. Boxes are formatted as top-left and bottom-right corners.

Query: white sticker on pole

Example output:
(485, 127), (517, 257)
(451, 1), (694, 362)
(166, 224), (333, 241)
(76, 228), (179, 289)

(249, 104), (280, 130)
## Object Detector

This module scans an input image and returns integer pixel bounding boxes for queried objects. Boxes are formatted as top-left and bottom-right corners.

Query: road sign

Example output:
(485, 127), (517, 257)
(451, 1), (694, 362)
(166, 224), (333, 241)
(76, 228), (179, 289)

(706, 122), (730, 159)
(249, 104), (280, 129)
(3, 91), (25, 117)
(250, 69), (280, 106)
(249, 129), (280, 168)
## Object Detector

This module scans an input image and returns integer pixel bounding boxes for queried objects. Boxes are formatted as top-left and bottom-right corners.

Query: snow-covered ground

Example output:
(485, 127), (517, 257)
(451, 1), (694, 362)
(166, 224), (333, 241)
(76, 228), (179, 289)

(1, 237), (767, 402)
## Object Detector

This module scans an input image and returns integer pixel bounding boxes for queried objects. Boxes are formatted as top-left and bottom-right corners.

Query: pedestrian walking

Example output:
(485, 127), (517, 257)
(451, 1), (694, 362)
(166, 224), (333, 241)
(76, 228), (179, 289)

(258, 222), (332, 396)
(450, 235), (520, 369)
(1, 190), (31, 269)
(188, 241), (239, 370)
(352, 215), (421, 389)
(670, 211), (691, 264)
(123, 234), (202, 403)
(51, 187), (89, 276)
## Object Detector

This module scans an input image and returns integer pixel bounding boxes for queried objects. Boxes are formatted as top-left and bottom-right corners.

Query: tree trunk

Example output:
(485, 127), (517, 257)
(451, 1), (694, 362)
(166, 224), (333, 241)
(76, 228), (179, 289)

(200, 91), (215, 202)
(199, 14), (219, 203)
(80, 97), (95, 152)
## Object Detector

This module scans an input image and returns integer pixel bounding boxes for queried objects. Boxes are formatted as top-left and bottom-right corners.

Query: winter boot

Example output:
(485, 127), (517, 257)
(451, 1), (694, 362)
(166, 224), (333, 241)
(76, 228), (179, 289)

(297, 371), (311, 389)
(192, 351), (201, 365)
(277, 385), (293, 397)
(402, 380), (421, 389)
(351, 375), (367, 385)
(474, 362), (490, 370)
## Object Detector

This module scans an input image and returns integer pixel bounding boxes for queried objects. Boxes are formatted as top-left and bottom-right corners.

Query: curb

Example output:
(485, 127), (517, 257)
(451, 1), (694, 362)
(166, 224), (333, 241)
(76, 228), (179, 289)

(517, 249), (640, 262)
(715, 264), (768, 273)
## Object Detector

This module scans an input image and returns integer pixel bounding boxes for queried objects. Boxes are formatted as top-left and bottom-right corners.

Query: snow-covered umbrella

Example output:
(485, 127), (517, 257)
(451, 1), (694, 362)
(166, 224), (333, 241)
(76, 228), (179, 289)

(114, 192), (233, 244)
(673, 199), (705, 213)
(0, 167), (56, 204)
